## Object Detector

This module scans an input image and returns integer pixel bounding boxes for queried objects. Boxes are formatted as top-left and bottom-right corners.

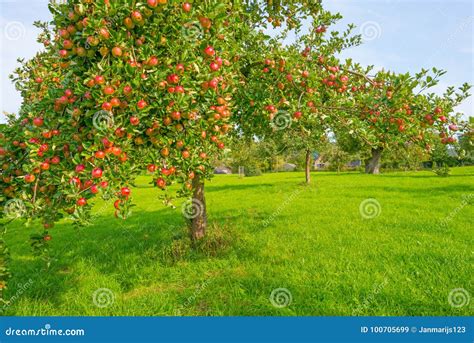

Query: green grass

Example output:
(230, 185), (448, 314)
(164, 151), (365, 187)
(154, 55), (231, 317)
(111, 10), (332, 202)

(2, 167), (473, 316)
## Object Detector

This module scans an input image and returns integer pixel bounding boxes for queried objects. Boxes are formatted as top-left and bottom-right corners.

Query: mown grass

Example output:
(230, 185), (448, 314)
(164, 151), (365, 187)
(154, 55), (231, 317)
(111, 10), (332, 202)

(2, 167), (473, 316)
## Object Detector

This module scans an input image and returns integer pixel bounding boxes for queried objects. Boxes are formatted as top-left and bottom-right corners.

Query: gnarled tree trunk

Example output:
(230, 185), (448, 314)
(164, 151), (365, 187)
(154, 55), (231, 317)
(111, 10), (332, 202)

(305, 149), (311, 184)
(190, 174), (207, 241)
(365, 148), (383, 174)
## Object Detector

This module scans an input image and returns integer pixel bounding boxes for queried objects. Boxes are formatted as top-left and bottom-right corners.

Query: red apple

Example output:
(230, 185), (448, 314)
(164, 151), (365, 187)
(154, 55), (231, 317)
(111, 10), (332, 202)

(130, 116), (140, 125)
(112, 46), (122, 57)
(147, 0), (158, 8)
(121, 187), (131, 197)
(77, 198), (87, 206)
(204, 46), (215, 56)
(92, 167), (103, 178)
(25, 174), (36, 183)
(137, 99), (147, 109)
(167, 74), (179, 84)
(156, 178), (166, 189)
(33, 117), (44, 127)
(210, 62), (220, 72)
(182, 2), (192, 12)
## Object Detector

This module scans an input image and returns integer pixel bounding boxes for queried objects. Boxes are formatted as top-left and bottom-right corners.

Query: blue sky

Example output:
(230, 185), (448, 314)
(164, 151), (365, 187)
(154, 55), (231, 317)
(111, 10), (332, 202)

(0, 0), (472, 123)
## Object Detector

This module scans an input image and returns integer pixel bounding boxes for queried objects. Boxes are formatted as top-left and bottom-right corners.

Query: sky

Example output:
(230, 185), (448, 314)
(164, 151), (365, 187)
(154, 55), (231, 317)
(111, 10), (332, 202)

(0, 0), (472, 123)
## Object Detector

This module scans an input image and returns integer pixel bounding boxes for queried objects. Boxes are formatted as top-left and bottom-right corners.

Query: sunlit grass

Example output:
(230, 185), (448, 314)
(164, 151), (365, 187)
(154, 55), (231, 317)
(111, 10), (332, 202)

(2, 167), (473, 316)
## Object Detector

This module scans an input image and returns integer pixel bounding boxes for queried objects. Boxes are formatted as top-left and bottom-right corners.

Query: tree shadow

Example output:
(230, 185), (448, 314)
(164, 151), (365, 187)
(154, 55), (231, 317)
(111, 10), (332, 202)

(4, 208), (188, 313)
(378, 173), (473, 179)
(206, 183), (275, 193)
(376, 184), (473, 197)
(4, 198), (282, 312)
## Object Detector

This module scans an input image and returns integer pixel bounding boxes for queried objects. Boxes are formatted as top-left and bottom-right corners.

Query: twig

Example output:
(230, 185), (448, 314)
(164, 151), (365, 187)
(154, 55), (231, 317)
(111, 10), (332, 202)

(345, 69), (377, 86)
(32, 173), (40, 204)
(297, 91), (305, 109)
(318, 105), (361, 114)
(331, 112), (374, 146)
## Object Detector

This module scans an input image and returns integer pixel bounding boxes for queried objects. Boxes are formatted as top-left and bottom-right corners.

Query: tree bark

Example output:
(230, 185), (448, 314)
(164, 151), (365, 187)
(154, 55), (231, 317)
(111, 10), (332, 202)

(365, 148), (383, 174)
(305, 149), (311, 184)
(189, 174), (207, 241)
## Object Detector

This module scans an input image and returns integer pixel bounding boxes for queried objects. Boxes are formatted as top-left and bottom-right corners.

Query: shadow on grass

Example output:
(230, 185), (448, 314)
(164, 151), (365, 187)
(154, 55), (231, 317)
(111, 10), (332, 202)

(5, 202), (266, 314)
(206, 183), (275, 193)
(4, 209), (188, 311)
(377, 184), (474, 197)
(379, 173), (473, 179)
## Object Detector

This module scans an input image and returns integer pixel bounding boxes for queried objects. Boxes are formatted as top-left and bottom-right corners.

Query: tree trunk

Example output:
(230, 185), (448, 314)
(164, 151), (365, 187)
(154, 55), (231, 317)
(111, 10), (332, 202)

(305, 149), (311, 184)
(190, 174), (207, 241)
(365, 148), (383, 174)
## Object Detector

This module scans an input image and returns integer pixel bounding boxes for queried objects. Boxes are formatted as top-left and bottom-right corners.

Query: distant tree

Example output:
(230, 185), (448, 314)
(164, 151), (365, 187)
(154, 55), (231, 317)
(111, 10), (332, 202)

(223, 138), (263, 176)
(332, 66), (472, 174)
(380, 144), (428, 171)
(321, 143), (351, 172)
(457, 128), (473, 165)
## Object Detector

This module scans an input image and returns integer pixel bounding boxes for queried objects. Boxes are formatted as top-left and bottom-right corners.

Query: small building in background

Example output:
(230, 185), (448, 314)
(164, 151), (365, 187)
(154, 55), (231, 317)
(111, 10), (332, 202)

(214, 166), (232, 174)
(347, 160), (362, 168)
(313, 155), (326, 170)
(280, 163), (297, 172)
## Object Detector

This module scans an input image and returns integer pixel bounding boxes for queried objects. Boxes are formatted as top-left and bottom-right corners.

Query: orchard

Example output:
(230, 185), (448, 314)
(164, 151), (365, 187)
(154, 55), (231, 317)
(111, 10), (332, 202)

(0, 0), (472, 312)
(0, 0), (333, 298)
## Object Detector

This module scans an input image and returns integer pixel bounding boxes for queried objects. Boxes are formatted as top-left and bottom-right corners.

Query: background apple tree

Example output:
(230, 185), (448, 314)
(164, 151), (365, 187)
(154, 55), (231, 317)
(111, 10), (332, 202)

(234, 8), (360, 184)
(331, 65), (472, 174)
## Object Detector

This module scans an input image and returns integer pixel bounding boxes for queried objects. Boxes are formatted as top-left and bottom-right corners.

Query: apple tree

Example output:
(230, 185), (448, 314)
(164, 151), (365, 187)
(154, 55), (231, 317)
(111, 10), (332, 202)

(2, 1), (246, 246)
(235, 9), (361, 184)
(0, 0), (339, 244)
(331, 65), (472, 173)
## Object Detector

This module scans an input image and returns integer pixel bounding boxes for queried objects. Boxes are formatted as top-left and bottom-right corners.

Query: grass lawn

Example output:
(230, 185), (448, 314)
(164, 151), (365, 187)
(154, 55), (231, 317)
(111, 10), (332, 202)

(2, 167), (473, 316)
